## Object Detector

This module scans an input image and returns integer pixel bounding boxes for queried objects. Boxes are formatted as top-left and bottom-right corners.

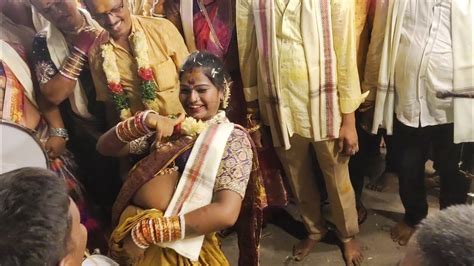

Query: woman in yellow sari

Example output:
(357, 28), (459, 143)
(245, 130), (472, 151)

(97, 51), (265, 265)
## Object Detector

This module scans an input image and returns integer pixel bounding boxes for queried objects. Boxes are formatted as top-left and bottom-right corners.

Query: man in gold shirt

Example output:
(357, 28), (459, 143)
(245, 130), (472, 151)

(237, 0), (367, 265)
(86, 0), (188, 124)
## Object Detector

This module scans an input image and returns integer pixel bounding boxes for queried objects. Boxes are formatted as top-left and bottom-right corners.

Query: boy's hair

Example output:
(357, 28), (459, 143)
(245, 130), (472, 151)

(0, 167), (71, 265)
(416, 204), (474, 266)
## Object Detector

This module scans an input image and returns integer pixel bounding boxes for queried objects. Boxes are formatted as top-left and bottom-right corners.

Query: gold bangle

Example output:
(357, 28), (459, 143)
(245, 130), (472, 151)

(68, 53), (86, 66)
(65, 60), (84, 72)
(59, 69), (78, 81)
(71, 50), (87, 62)
(149, 219), (157, 245)
(61, 65), (80, 77)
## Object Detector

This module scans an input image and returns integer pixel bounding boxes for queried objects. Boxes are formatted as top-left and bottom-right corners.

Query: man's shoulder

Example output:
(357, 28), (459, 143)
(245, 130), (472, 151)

(133, 15), (176, 32)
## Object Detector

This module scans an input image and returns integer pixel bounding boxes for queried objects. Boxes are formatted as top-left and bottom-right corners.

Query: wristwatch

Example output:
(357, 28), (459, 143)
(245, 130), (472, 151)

(49, 128), (69, 141)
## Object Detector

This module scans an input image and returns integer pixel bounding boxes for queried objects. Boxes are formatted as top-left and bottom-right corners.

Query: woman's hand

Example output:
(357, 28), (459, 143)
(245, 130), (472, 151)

(338, 113), (359, 156)
(45, 136), (66, 158)
(145, 113), (186, 146)
(72, 27), (100, 56)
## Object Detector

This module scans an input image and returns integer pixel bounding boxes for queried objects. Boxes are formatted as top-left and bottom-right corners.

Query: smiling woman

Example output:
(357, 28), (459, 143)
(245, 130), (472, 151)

(96, 51), (266, 265)
(178, 52), (229, 121)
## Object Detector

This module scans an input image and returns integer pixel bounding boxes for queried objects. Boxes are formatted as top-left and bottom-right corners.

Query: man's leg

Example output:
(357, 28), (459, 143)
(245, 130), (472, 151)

(275, 134), (326, 260)
(312, 139), (362, 265)
(391, 119), (430, 245)
(349, 114), (379, 223)
(432, 123), (471, 209)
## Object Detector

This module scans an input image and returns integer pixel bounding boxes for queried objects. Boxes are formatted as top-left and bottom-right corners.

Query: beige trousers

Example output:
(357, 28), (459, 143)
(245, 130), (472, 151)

(276, 134), (359, 242)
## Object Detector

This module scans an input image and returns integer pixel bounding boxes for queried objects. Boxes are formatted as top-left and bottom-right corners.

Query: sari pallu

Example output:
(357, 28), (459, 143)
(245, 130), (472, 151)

(110, 124), (266, 266)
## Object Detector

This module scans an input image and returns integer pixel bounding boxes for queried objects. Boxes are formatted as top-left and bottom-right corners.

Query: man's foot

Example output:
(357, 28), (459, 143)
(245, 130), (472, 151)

(390, 221), (415, 246)
(343, 238), (364, 266)
(292, 238), (318, 261)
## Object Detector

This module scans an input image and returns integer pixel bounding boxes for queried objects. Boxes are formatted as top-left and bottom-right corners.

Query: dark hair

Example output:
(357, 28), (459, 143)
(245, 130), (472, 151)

(416, 204), (474, 266)
(0, 167), (71, 266)
(179, 51), (230, 93)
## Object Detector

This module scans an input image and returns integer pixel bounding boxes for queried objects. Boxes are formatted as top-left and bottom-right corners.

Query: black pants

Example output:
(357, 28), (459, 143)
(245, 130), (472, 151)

(349, 113), (395, 201)
(393, 119), (471, 226)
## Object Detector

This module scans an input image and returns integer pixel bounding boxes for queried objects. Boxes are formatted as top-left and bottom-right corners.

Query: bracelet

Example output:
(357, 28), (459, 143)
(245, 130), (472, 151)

(132, 216), (182, 246)
(73, 46), (88, 57)
(49, 128), (69, 140)
(131, 225), (149, 249)
(59, 69), (78, 81)
(114, 125), (128, 143)
(141, 110), (158, 133)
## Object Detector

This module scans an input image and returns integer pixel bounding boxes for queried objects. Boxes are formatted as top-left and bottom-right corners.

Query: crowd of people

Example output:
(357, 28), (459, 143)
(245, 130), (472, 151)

(0, 0), (472, 265)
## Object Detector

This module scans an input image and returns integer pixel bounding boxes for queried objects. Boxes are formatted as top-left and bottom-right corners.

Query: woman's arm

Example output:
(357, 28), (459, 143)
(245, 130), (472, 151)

(39, 74), (78, 105)
(36, 94), (67, 158)
(35, 29), (99, 105)
(96, 112), (185, 157)
(121, 189), (244, 260)
(184, 190), (243, 237)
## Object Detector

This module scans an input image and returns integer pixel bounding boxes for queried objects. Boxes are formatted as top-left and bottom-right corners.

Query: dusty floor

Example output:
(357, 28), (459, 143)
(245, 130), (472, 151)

(220, 161), (450, 266)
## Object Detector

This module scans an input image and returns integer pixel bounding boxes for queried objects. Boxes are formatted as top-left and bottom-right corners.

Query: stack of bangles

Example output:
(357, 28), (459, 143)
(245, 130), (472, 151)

(115, 110), (157, 143)
(59, 47), (87, 81)
(131, 215), (185, 249)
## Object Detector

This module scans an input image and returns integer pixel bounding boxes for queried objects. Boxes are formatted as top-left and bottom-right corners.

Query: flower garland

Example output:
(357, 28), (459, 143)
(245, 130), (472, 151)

(174, 116), (208, 137)
(101, 31), (160, 120)
(174, 111), (228, 137)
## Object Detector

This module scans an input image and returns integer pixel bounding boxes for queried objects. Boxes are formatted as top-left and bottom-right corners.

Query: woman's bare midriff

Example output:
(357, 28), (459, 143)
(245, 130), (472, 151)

(132, 170), (180, 212)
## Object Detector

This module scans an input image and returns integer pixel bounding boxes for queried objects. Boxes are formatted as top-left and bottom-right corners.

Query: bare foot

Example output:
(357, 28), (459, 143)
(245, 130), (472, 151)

(390, 221), (415, 246)
(343, 238), (364, 266)
(292, 238), (318, 261)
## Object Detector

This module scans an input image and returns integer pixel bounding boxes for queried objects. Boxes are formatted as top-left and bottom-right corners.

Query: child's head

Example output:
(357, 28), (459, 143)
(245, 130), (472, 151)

(179, 51), (231, 120)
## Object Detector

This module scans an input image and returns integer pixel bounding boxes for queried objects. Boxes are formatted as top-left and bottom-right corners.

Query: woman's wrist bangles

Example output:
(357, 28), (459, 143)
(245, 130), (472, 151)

(131, 215), (185, 249)
(115, 110), (157, 143)
(59, 49), (87, 81)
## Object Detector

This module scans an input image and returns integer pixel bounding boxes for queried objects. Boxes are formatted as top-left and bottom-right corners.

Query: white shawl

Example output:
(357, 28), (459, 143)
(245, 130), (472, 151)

(31, 8), (101, 119)
(372, 0), (474, 143)
(162, 119), (234, 261)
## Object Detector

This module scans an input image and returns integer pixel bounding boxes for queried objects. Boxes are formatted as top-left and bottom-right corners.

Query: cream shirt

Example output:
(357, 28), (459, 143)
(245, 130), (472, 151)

(275, 0), (312, 138)
(394, 0), (454, 127)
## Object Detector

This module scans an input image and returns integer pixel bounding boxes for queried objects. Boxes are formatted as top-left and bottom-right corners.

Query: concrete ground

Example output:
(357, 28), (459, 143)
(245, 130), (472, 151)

(220, 160), (448, 266)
